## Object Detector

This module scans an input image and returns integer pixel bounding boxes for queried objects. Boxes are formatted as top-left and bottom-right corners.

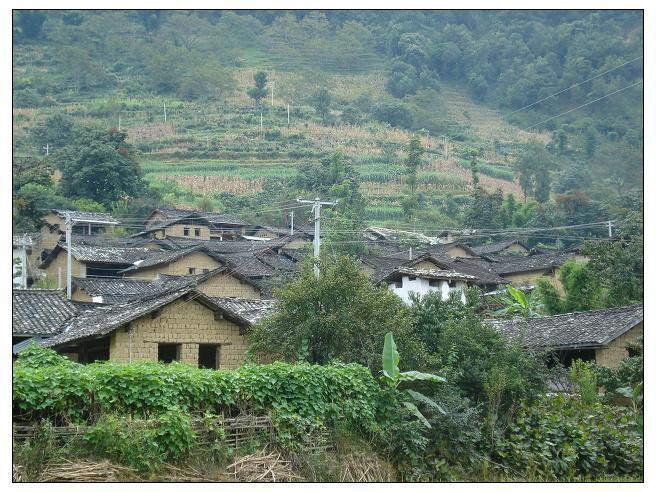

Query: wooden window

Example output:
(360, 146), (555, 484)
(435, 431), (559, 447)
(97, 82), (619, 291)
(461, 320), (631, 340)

(183, 227), (190, 236)
(429, 279), (439, 287)
(194, 228), (201, 237)
(408, 276), (416, 281)
(198, 344), (220, 369)
(188, 267), (196, 275)
(393, 281), (402, 288)
(158, 343), (181, 363)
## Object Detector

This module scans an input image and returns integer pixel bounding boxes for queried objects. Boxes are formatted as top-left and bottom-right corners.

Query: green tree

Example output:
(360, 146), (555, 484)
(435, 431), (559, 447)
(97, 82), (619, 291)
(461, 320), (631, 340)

(373, 101), (413, 128)
(404, 136), (424, 193)
(16, 10), (46, 39)
(312, 88), (331, 124)
(248, 255), (428, 372)
(54, 126), (145, 207)
(463, 188), (504, 229)
(247, 70), (268, 105)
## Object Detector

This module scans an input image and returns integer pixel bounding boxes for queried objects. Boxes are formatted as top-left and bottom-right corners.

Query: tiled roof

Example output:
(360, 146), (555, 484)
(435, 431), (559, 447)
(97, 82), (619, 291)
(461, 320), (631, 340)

(379, 267), (478, 283)
(470, 239), (529, 255)
(70, 234), (154, 249)
(43, 287), (251, 348)
(13, 234), (34, 248)
(487, 304), (643, 349)
(118, 245), (214, 272)
(52, 210), (120, 224)
(13, 289), (79, 336)
(210, 297), (279, 325)
(487, 252), (579, 275)
(73, 277), (165, 302)
(148, 208), (249, 226)
(216, 252), (277, 277)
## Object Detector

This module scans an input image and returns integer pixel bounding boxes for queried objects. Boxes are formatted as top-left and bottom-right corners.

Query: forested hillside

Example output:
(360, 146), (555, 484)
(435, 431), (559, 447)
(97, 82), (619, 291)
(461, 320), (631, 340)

(13, 10), (643, 241)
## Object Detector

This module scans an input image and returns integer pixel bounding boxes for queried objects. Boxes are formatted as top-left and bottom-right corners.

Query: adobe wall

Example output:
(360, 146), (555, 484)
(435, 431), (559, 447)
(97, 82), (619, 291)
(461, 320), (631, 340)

(595, 321), (643, 369)
(108, 298), (249, 369)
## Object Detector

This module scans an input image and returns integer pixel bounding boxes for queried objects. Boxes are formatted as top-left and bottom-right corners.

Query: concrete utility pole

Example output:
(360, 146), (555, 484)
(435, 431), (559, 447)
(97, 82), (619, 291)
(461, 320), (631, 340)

(608, 220), (613, 238)
(290, 211), (294, 235)
(65, 213), (72, 299)
(296, 197), (338, 278)
(44, 143), (49, 156)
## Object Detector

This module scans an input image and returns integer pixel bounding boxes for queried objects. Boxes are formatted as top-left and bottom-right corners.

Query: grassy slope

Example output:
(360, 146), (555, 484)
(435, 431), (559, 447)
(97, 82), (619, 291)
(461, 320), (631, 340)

(13, 47), (549, 224)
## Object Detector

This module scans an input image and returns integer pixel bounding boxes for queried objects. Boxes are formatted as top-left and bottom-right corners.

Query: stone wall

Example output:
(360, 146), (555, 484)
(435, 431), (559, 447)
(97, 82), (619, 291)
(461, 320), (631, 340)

(595, 321), (643, 369)
(108, 298), (249, 369)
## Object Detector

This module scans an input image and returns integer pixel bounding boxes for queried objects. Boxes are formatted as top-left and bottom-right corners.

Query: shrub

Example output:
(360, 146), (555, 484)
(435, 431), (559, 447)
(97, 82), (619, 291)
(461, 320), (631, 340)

(13, 347), (382, 435)
(493, 395), (643, 480)
(84, 409), (195, 472)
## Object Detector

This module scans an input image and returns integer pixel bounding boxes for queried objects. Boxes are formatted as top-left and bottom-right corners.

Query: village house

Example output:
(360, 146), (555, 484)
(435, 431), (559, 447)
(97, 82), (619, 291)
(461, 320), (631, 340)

(377, 266), (478, 304)
(13, 235), (35, 288)
(143, 208), (248, 241)
(37, 210), (121, 259)
(41, 287), (261, 368)
(39, 244), (152, 283)
(488, 304), (643, 369)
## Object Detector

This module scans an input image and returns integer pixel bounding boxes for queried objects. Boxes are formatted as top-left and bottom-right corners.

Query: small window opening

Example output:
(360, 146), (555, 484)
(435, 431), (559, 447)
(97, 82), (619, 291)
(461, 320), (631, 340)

(198, 344), (220, 369)
(158, 343), (181, 363)
(188, 267), (196, 275)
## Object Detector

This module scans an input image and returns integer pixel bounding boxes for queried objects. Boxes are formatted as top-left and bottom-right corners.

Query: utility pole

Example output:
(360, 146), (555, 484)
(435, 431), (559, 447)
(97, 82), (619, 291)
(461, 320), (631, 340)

(65, 213), (72, 299)
(118, 114), (121, 131)
(164, 101), (167, 123)
(608, 220), (613, 238)
(290, 211), (294, 235)
(271, 81), (275, 106)
(297, 197), (338, 278)
(44, 143), (49, 156)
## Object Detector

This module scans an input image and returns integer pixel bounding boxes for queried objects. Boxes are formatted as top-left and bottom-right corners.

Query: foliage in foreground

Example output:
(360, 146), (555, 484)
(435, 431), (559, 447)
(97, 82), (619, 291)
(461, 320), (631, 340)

(493, 395), (643, 480)
(13, 347), (380, 434)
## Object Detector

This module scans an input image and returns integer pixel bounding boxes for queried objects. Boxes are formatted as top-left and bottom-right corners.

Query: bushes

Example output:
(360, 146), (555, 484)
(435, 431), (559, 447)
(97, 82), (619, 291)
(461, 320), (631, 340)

(493, 395), (643, 480)
(13, 348), (381, 434)
(85, 410), (196, 472)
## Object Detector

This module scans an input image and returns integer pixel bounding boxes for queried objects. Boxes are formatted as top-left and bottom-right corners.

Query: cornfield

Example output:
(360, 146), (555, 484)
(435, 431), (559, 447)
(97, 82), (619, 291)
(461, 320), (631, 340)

(161, 175), (263, 195)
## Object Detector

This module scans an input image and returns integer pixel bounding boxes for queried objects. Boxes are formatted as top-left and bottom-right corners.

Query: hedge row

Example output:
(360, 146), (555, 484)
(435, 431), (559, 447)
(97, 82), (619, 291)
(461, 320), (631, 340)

(13, 346), (381, 431)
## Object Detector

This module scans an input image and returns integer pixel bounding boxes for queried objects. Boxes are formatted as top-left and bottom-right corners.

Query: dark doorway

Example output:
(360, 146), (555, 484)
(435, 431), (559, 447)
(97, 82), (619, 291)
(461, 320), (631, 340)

(158, 343), (181, 363)
(198, 344), (219, 369)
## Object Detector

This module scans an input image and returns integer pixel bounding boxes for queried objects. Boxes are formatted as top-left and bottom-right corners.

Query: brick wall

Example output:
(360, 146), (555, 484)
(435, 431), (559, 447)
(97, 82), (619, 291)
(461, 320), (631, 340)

(42, 251), (86, 284)
(124, 251), (223, 280)
(108, 298), (249, 369)
(595, 321), (643, 369)
(197, 272), (261, 299)
(164, 223), (211, 241)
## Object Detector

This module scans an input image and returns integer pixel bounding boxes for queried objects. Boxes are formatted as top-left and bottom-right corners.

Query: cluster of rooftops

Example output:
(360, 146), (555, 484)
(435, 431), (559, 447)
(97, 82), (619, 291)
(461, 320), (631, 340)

(12, 207), (642, 364)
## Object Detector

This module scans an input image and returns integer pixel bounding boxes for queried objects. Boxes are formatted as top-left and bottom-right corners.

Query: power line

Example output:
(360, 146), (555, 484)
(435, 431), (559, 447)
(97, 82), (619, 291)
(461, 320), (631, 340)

(523, 80), (643, 131)
(507, 55), (643, 115)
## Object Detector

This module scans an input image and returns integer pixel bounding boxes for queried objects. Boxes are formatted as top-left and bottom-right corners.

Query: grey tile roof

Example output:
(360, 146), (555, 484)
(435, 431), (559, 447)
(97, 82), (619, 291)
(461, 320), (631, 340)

(470, 239), (529, 255)
(53, 210), (120, 224)
(13, 235), (34, 248)
(13, 289), (79, 336)
(42, 287), (251, 348)
(70, 234), (154, 249)
(379, 267), (478, 283)
(216, 252), (277, 277)
(73, 277), (165, 301)
(210, 297), (279, 325)
(487, 252), (579, 275)
(487, 304), (643, 349)
(148, 208), (249, 226)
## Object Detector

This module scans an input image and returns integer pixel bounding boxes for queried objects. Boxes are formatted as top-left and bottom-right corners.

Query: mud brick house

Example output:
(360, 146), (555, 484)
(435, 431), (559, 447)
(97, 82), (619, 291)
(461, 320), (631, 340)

(377, 266), (478, 304)
(143, 208), (248, 241)
(39, 244), (151, 282)
(38, 210), (121, 259)
(470, 239), (530, 256)
(488, 304), (643, 368)
(119, 245), (224, 279)
(41, 287), (261, 368)
(12, 289), (79, 349)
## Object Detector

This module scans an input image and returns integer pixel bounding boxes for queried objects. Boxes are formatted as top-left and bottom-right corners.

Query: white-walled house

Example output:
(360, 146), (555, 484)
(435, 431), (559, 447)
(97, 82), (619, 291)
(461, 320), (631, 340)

(379, 267), (478, 305)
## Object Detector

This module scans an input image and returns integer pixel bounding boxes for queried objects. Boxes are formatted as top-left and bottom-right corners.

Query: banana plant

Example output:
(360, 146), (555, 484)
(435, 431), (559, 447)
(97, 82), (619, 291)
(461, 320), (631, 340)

(496, 285), (542, 318)
(616, 383), (643, 437)
(381, 332), (446, 428)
